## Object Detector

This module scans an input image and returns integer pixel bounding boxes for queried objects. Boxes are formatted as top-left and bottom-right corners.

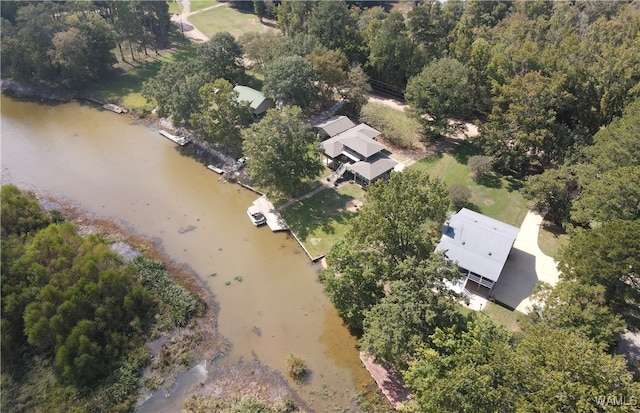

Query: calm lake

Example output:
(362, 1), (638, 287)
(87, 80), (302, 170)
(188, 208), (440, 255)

(0, 95), (371, 411)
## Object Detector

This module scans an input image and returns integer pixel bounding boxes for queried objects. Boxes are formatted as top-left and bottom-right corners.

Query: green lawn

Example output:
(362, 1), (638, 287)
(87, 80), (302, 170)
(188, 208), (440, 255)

(410, 141), (530, 227)
(480, 302), (523, 331)
(191, 1), (218, 13)
(189, 5), (274, 39)
(538, 220), (570, 259)
(281, 183), (365, 259)
(83, 40), (198, 110)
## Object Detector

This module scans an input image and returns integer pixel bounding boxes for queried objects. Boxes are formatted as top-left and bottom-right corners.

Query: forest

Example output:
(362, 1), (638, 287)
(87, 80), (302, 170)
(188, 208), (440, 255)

(1, 1), (171, 88)
(0, 185), (204, 412)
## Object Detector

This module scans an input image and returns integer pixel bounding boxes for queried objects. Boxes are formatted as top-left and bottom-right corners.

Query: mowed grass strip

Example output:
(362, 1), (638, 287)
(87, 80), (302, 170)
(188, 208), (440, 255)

(189, 4), (274, 39)
(410, 141), (530, 227)
(282, 183), (365, 259)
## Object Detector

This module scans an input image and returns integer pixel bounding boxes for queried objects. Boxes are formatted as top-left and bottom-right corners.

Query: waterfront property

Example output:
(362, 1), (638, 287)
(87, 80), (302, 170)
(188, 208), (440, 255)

(317, 116), (398, 188)
(436, 208), (519, 294)
(234, 85), (274, 119)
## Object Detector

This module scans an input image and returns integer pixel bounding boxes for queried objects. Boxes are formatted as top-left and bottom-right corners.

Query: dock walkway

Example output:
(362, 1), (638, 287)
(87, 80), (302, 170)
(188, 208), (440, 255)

(360, 352), (413, 409)
(252, 195), (288, 232)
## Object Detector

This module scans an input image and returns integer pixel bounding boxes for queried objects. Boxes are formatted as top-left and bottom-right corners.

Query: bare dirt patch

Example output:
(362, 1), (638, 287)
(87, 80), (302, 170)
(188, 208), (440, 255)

(346, 199), (363, 212)
(310, 237), (322, 245)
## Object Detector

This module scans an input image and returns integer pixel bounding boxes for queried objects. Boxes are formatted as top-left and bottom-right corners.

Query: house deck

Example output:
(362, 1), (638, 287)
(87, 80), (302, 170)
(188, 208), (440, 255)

(252, 195), (288, 232)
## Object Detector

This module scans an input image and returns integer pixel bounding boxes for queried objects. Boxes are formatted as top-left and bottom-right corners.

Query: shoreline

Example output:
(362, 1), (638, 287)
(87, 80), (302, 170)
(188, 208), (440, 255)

(0, 179), (310, 411)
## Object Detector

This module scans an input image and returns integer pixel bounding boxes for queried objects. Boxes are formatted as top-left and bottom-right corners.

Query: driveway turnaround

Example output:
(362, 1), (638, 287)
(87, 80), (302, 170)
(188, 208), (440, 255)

(490, 211), (560, 312)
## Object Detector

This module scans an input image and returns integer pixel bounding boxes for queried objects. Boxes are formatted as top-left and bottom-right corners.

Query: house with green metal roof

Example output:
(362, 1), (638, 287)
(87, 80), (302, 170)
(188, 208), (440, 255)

(234, 85), (275, 119)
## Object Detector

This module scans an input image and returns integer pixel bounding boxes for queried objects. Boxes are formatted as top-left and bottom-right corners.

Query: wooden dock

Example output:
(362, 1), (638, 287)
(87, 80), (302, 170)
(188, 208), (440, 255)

(360, 352), (413, 409)
(159, 130), (190, 146)
(252, 195), (288, 232)
(206, 165), (225, 175)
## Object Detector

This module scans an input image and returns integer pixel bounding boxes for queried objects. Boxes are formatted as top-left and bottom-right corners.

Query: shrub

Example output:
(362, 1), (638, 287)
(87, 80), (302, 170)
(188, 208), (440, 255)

(448, 184), (471, 210)
(468, 155), (494, 182)
(285, 353), (306, 383)
(360, 102), (421, 149)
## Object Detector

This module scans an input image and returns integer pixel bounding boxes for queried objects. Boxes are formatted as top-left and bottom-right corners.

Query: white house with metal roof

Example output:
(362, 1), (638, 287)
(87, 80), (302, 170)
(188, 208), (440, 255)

(436, 208), (519, 292)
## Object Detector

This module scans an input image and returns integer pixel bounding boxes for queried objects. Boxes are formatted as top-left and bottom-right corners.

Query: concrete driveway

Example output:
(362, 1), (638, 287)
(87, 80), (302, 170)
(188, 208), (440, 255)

(490, 211), (560, 313)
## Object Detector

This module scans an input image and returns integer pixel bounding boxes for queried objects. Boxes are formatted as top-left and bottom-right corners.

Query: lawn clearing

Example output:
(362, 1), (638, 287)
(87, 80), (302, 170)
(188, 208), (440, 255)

(83, 39), (198, 111)
(189, 5), (275, 39)
(410, 141), (530, 227)
(281, 183), (365, 259)
(480, 302), (523, 331)
(538, 220), (570, 259)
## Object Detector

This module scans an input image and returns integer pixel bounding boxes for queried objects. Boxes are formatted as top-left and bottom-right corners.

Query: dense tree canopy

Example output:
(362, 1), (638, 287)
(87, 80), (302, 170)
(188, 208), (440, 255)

(142, 31), (245, 126)
(405, 57), (473, 138)
(322, 170), (450, 331)
(1, 185), (202, 411)
(405, 319), (640, 413)
(360, 256), (464, 370)
(558, 220), (640, 325)
(191, 79), (253, 154)
(263, 55), (319, 110)
(242, 106), (323, 197)
(531, 280), (626, 350)
(1, 1), (171, 89)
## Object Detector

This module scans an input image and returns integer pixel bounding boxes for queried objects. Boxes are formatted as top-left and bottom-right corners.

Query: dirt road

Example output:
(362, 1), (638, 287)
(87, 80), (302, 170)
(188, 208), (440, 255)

(170, 0), (214, 43)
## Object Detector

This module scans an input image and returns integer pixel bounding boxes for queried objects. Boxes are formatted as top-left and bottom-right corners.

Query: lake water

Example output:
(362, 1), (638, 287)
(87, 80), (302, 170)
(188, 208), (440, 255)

(0, 95), (371, 412)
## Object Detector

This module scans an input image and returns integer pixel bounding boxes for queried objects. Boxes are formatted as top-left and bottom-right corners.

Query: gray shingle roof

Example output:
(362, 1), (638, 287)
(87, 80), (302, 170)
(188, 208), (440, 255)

(314, 116), (356, 138)
(321, 123), (384, 159)
(435, 208), (519, 282)
(348, 153), (398, 181)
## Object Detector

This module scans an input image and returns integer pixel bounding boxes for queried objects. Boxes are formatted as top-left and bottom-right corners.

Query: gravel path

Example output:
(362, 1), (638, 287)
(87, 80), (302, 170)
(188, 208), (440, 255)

(170, 0), (211, 43)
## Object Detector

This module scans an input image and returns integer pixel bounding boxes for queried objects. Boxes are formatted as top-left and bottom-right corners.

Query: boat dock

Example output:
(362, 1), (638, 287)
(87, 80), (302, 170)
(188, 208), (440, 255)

(360, 352), (413, 409)
(206, 165), (225, 175)
(159, 130), (190, 146)
(252, 195), (288, 232)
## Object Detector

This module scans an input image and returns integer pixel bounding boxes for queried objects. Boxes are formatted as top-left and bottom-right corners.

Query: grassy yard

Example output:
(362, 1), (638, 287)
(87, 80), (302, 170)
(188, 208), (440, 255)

(410, 141), (530, 227)
(83, 39), (198, 110)
(189, 5), (275, 38)
(281, 183), (365, 259)
(538, 220), (570, 259)
(480, 302), (523, 331)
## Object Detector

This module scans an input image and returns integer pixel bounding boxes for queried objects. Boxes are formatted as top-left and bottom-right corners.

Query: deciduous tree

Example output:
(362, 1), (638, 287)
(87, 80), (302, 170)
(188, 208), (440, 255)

(360, 255), (464, 370)
(405, 57), (473, 138)
(263, 55), (319, 110)
(532, 280), (626, 350)
(558, 220), (640, 324)
(242, 106), (323, 197)
(192, 79), (253, 154)
(571, 166), (640, 226)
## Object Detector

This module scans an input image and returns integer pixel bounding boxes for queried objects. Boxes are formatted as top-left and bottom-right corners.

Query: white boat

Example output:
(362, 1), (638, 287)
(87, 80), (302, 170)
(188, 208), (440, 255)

(206, 165), (225, 175)
(159, 130), (190, 146)
(247, 205), (266, 226)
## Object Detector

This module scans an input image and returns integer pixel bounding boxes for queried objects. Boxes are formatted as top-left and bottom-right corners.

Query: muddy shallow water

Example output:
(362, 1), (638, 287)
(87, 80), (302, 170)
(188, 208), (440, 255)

(1, 95), (372, 411)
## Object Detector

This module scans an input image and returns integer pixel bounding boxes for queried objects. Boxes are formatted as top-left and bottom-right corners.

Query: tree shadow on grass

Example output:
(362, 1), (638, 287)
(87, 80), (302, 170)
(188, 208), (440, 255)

(451, 140), (482, 165)
(475, 174), (503, 189)
(505, 176), (525, 192)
